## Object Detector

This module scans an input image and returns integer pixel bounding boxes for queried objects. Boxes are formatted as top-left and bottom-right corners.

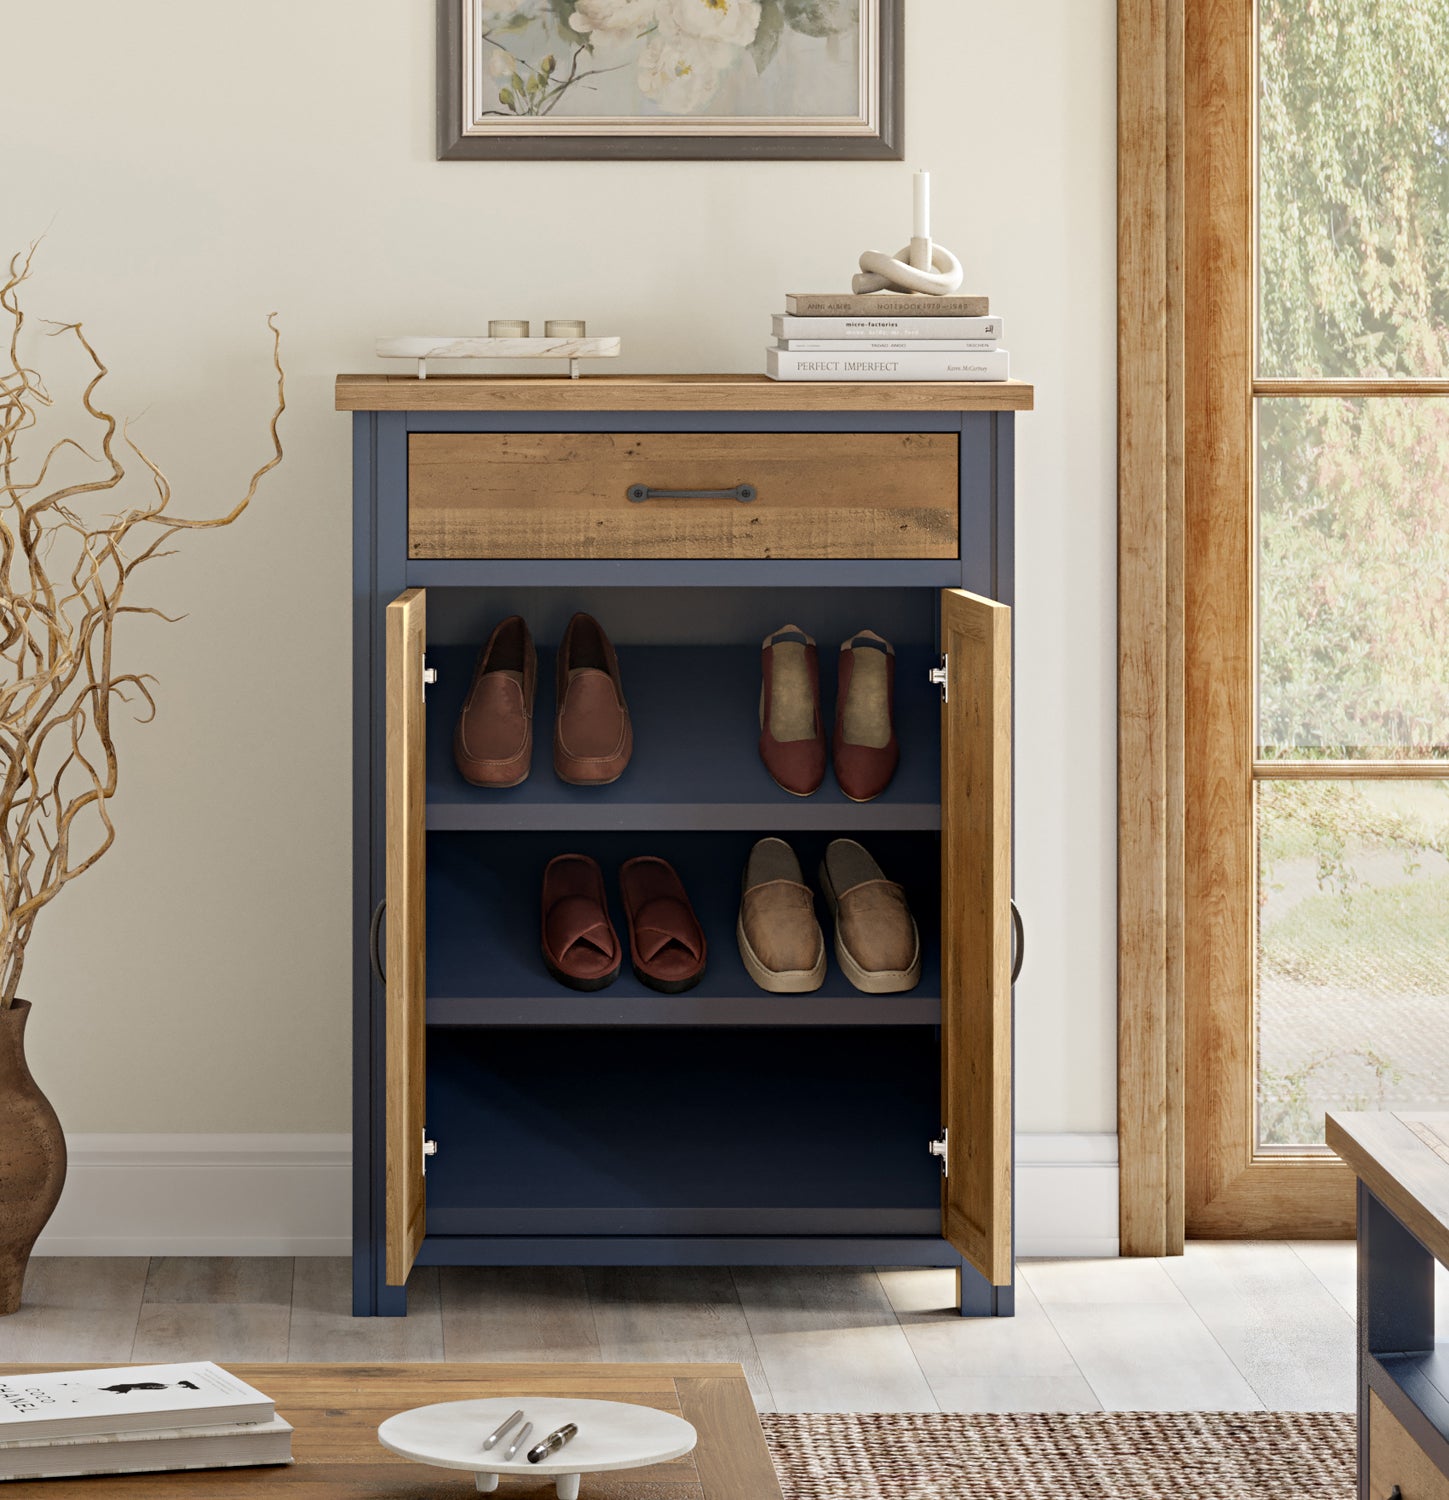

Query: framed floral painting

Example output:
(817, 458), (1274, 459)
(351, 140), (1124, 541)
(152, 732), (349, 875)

(437, 0), (902, 159)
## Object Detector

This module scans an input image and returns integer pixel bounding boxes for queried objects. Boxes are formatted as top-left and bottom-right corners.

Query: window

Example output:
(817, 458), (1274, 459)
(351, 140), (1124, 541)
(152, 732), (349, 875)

(1182, 0), (1449, 1233)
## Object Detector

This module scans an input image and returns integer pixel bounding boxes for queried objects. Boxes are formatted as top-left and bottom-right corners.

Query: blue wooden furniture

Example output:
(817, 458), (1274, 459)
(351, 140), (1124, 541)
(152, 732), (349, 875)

(1329, 1111), (1449, 1500)
(340, 373), (1033, 1319)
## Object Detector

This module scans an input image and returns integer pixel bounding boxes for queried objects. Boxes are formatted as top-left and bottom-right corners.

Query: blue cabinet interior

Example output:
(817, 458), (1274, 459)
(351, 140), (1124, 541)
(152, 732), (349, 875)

(351, 404), (1016, 1318)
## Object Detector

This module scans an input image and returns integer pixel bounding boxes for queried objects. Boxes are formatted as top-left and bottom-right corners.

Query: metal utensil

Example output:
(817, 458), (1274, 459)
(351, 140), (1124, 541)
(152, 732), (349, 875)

(482, 1409), (523, 1451)
(504, 1421), (533, 1461)
(527, 1422), (579, 1464)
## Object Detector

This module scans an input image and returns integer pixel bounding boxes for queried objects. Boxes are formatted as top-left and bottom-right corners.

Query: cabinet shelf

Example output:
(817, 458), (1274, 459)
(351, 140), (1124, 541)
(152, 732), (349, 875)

(425, 643), (941, 832)
(1373, 1349), (1449, 1454)
(425, 830), (941, 1025)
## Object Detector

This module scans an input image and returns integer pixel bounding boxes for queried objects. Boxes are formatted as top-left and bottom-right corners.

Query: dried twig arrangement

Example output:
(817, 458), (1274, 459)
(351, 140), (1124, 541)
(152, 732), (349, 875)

(0, 246), (285, 1007)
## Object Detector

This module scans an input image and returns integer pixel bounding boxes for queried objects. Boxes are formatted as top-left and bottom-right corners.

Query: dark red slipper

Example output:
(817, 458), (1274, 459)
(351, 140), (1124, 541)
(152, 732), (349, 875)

(619, 857), (707, 994)
(540, 854), (621, 992)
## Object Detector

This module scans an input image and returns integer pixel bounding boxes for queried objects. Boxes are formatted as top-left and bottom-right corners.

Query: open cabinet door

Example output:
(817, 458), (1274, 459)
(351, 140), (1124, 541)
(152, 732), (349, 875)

(939, 587), (1013, 1287)
(385, 588), (427, 1285)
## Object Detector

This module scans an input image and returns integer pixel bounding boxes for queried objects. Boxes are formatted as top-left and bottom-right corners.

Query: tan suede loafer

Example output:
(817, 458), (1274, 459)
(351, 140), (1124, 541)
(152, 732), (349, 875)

(453, 615), (536, 788)
(737, 838), (826, 993)
(818, 838), (921, 994)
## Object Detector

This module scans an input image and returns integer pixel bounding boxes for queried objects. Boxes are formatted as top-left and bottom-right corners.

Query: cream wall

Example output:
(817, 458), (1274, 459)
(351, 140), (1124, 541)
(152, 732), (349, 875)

(6, 0), (1117, 1138)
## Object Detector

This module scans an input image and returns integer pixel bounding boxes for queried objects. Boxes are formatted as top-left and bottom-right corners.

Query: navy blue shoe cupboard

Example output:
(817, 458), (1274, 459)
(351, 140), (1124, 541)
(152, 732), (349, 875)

(339, 373), (1033, 1318)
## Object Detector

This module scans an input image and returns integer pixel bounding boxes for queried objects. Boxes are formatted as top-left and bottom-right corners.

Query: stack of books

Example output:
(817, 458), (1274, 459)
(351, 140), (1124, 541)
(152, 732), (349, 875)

(766, 293), (1009, 382)
(0, 1362), (292, 1482)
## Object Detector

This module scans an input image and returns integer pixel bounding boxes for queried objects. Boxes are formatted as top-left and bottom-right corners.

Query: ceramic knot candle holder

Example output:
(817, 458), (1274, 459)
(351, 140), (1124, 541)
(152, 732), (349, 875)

(851, 167), (965, 297)
(852, 240), (965, 297)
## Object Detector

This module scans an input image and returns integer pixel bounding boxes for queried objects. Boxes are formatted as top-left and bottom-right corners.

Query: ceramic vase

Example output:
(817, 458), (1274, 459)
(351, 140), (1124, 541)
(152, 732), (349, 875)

(0, 1000), (66, 1315)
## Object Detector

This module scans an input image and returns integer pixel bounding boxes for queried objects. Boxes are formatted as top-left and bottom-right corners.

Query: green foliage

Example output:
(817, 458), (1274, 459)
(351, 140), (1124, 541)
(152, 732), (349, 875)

(1254, 4), (1449, 1131)
(780, 0), (853, 39)
(1259, 780), (1448, 890)
(1259, 1047), (1405, 1145)
(1256, 0), (1449, 758)
(1263, 873), (1449, 995)
(751, 0), (785, 73)
(546, 0), (592, 48)
(1258, 397), (1449, 755)
(1259, 0), (1449, 379)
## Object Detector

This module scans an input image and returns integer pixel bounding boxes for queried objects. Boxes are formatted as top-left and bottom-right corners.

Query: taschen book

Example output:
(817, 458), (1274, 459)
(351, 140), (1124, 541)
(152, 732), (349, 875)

(0, 1363), (291, 1481)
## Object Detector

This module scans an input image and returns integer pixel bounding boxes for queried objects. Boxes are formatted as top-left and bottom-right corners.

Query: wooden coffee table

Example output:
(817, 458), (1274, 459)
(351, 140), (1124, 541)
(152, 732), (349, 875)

(1328, 1111), (1449, 1500)
(0, 1362), (784, 1499)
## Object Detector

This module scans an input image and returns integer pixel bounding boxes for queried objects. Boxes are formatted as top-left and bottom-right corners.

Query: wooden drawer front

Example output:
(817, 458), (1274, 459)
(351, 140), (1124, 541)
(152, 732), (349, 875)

(407, 432), (959, 560)
(1371, 1390), (1449, 1500)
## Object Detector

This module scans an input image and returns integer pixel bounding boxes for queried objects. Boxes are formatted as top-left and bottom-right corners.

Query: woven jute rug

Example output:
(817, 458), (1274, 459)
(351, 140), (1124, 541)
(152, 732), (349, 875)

(759, 1412), (1356, 1500)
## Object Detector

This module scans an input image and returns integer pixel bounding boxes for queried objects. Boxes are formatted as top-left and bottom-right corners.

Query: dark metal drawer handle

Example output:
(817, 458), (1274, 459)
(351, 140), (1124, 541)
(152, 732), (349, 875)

(627, 484), (757, 503)
(370, 899), (387, 986)
(1011, 901), (1024, 983)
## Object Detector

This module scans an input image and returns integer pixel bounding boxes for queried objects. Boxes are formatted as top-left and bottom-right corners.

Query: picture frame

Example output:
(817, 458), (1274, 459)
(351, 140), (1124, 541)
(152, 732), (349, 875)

(437, 0), (902, 161)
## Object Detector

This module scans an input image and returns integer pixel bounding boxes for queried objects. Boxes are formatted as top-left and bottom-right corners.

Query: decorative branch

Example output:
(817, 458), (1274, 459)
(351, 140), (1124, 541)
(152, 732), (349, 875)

(0, 247), (286, 1006)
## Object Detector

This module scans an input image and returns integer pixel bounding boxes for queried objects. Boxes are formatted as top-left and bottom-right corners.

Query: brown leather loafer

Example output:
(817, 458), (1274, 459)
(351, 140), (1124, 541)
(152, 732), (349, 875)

(454, 615), (536, 788)
(541, 854), (621, 991)
(834, 630), (898, 803)
(818, 838), (920, 994)
(737, 838), (826, 993)
(554, 613), (633, 786)
(759, 625), (826, 797)
(619, 857), (707, 993)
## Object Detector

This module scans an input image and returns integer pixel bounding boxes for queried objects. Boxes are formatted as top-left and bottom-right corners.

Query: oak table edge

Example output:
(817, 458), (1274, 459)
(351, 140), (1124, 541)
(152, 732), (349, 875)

(1326, 1109), (1449, 1268)
(334, 372), (1035, 413)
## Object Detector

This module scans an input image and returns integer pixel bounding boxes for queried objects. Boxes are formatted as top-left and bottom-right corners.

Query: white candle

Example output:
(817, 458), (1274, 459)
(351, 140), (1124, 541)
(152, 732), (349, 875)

(913, 169), (931, 241)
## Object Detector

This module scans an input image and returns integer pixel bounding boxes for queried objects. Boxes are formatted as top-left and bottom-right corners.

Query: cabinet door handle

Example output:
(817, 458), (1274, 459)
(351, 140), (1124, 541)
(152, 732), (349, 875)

(626, 484), (757, 503)
(1010, 901), (1024, 983)
(370, 899), (387, 986)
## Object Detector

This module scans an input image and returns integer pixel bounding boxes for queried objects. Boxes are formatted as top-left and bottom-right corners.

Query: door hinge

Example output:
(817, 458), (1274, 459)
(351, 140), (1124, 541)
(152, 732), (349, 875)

(422, 658), (438, 700)
(928, 1128), (949, 1177)
(422, 1130), (438, 1175)
(928, 655), (949, 702)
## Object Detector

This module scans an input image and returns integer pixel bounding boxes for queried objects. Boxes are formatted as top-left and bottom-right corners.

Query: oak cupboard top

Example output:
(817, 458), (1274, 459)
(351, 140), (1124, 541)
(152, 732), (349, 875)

(335, 372), (1035, 413)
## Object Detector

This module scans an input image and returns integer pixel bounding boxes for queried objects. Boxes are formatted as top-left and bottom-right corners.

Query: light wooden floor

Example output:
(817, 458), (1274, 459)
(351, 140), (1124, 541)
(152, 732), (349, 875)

(0, 1245), (1379, 1412)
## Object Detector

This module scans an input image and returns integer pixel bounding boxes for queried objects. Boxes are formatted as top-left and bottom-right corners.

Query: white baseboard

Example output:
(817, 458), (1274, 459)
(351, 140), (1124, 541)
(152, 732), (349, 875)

(1015, 1132), (1120, 1258)
(32, 1135), (352, 1256)
(30, 1131), (1120, 1260)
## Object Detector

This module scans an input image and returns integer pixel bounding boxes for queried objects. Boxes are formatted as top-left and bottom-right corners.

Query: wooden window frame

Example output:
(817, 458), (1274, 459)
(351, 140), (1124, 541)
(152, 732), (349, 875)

(1120, 0), (1449, 1246)
(1118, 0), (1187, 1256)
(1177, 0), (1356, 1237)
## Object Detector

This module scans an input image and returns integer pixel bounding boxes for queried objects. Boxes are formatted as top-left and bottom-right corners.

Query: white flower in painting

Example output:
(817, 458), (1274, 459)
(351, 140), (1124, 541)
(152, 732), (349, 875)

(662, 0), (761, 47)
(636, 31), (736, 111)
(487, 48), (519, 77)
(569, 0), (659, 40)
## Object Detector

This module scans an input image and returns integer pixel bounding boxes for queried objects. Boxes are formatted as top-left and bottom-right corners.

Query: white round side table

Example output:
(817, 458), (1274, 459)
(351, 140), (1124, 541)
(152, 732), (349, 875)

(377, 1395), (699, 1499)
